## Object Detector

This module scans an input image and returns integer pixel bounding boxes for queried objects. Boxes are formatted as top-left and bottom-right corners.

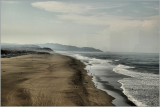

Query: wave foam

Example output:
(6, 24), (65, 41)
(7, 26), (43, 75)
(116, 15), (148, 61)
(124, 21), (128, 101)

(67, 53), (159, 106)
(73, 54), (112, 65)
(113, 64), (159, 106)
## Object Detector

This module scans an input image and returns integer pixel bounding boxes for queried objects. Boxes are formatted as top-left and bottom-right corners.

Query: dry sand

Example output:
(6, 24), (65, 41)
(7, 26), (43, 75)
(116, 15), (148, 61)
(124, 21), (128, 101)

(1, 54), (114, 106)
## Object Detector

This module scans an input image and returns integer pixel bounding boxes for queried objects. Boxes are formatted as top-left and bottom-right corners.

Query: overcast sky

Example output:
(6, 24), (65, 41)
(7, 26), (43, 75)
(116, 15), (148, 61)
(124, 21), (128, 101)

(1, 0), (159, 53)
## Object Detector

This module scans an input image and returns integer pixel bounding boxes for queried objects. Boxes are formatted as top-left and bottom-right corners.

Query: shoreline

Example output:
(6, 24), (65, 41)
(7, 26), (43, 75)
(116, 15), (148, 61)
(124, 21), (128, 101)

(1, 53), (114, 106)
(66, 52), (136, 106)
(64, 52), (159, 106)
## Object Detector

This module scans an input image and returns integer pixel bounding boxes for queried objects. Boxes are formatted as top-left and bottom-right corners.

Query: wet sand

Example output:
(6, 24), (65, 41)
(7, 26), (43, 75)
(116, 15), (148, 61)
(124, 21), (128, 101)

(1, 54), (114, 106)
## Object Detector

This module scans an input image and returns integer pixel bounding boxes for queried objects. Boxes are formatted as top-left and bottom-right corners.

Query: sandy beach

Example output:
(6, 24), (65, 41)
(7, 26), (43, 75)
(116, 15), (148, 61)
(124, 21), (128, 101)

(1, 53), (114, 106)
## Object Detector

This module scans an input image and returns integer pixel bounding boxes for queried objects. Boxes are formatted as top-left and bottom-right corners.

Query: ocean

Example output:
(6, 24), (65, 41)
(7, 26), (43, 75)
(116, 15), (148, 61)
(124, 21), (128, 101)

(58, 51), (159, 106)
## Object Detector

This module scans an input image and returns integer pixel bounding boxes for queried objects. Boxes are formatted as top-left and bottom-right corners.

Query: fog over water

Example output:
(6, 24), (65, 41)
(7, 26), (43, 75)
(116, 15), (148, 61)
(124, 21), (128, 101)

(1, 0), (159, 53)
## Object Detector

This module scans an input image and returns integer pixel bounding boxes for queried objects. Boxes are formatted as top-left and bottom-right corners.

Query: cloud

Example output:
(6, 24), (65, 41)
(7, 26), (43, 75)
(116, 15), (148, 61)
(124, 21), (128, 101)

(31, 1), (132, 26)
(30, 1), (159, 52)
(31, 1), (127, 14)
(87, 4), (126, 10)
(31, 1), (159, 35)
(58, 13), (158, 26)
(31, 1), (90, 14)
(31, 1), (159, 20)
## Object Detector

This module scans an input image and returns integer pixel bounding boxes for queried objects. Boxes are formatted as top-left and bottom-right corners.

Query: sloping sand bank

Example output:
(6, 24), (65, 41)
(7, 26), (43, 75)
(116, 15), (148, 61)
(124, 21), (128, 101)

(1, 54), (114, 106)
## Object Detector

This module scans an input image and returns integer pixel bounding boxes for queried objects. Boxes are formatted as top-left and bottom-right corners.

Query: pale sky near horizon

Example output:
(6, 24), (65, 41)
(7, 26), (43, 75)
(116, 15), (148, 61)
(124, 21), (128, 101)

(1, 0), (159, 53)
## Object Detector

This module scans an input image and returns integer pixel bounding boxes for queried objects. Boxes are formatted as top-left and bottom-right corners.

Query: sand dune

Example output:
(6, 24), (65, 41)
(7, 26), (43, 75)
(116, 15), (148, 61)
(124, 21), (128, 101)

(1, 54), (114, 106)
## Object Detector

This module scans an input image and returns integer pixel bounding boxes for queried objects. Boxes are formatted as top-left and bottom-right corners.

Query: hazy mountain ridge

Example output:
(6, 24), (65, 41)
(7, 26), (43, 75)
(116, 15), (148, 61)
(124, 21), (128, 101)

(38, 43), (103, 52)
(1, 43), (102, 52)
(1, 43), (53, 52)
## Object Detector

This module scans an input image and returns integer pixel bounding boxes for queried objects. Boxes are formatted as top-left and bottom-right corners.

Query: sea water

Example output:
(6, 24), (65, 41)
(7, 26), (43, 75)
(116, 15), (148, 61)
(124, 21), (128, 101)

(58, 51), (159, 106)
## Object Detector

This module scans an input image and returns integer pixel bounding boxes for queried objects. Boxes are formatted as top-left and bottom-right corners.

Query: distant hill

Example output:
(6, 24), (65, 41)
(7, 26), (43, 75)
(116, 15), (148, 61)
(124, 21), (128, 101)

(1, 43), (102, 52)
(38, 43), (103, 52)
(1, 43), (53, 52)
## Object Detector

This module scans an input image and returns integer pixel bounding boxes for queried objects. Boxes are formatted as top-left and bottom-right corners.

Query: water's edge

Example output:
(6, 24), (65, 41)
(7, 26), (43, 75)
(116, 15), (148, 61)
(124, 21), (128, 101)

(83, 60), (136, 106)
(57, 52), (159, 106)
